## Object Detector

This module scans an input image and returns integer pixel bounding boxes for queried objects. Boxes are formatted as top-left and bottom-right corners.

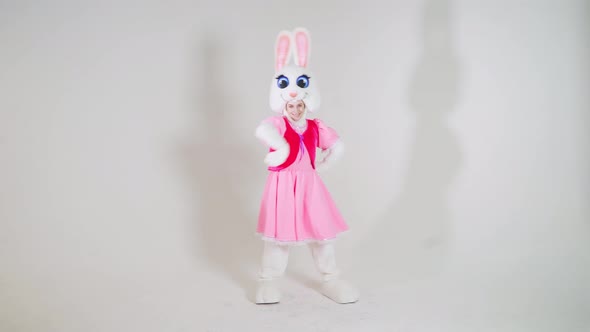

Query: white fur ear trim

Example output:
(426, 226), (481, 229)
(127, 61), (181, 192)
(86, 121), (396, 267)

(275, 30), (293, 72)
(316, 140), (344, 172)
(292, 27), (310, 68)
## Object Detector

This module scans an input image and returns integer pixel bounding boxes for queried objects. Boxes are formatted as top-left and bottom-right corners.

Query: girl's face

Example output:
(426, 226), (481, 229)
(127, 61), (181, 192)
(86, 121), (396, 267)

(285, 100), (306, 122)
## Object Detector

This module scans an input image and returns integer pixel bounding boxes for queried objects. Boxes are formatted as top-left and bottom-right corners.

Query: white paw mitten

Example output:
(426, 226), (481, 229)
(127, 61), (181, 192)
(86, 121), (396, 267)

(264, 143), (289, 167)
(316, 140), (344, 172)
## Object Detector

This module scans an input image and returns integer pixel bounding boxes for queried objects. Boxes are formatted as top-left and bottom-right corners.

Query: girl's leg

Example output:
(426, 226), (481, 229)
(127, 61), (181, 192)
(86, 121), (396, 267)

(255, 241), (290, 304)
(309, 241), (359, 303)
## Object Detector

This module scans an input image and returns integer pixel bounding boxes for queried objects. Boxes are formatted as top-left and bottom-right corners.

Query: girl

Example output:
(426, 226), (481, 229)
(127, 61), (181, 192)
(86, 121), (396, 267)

(254, 28), (358, 304)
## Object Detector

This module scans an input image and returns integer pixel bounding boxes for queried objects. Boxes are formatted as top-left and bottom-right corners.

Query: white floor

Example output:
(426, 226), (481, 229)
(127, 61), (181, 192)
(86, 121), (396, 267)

(3, 237), (588, 332)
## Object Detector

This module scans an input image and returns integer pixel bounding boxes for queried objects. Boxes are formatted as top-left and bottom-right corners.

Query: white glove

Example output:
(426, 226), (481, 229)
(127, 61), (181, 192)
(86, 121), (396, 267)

(316, 140), (344, 172)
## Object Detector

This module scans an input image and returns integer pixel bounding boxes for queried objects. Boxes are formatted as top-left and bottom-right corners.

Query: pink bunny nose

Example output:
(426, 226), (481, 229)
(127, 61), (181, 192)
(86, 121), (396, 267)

(289, 91), (298, 98)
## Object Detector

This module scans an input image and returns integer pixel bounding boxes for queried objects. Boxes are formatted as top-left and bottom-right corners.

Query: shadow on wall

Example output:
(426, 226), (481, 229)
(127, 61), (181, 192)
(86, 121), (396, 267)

(360, 0), (463, 285)
(178, 35), (262, 297)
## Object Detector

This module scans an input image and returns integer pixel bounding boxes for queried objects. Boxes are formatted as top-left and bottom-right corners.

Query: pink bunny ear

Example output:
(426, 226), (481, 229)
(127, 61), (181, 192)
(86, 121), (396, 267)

(293, 27), (310, 68)
(275, 31), (292, 72)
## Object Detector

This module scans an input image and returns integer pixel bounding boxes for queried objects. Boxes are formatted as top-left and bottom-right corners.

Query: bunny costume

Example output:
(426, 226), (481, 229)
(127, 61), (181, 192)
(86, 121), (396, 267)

(254, 28), (358, 304)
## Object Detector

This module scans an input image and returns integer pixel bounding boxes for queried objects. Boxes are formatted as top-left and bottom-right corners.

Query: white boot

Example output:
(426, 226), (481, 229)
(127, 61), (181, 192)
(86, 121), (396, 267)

(255, 279), (281, 304)
(255, 242), (289, 304)
(309, 242), (359, 304)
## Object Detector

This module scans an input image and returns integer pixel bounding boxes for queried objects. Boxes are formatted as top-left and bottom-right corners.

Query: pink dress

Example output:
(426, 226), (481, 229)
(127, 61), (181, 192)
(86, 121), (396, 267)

(257, 116), (349, 244)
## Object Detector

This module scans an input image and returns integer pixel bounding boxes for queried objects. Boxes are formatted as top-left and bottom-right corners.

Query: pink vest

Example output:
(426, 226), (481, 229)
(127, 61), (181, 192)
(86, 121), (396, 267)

(268, 117), (318, 171)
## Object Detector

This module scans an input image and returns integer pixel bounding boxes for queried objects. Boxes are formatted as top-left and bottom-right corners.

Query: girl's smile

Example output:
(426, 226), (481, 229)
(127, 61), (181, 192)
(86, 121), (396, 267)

(285, 100), (306, 122)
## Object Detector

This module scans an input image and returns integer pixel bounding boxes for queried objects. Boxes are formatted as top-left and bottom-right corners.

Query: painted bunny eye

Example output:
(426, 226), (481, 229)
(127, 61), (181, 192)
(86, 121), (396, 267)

(296, 75), (310, 88)
(276, 75), (289, 89)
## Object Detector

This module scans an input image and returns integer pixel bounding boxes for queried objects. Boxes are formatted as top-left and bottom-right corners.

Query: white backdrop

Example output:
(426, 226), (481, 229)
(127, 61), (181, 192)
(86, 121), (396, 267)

(1, 0), (589, 331)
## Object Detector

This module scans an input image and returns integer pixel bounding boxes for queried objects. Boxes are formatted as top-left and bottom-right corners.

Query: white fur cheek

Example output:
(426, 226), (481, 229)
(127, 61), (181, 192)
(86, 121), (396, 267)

(269, 82), (286, 113)
(270, 97), (285, 113)
(302, 85), (320, 112)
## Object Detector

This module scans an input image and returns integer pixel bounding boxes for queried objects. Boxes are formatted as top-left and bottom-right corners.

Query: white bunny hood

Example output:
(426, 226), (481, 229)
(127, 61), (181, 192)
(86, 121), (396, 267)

(269, 28), (321, 114)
